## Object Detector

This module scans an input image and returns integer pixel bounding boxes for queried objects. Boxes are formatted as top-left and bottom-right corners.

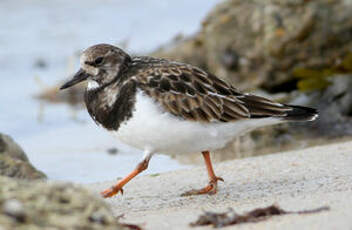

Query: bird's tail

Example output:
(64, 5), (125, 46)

(241, 94), (318, 122)
(281, 105), (318, 122)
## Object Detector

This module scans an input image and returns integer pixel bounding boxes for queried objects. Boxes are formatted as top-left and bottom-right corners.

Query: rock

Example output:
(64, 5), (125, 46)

(304, 75), (352, 137)
(33, 58), (48, 69)
(0, 176), (128, 230)
(152, 37), (208, 72)
(0, 133), (46, 180)
(154, 0), (352, 92)
(0, 134), (28, 161)
(2, 199), (26, 223)
(0, 155), (47, 180)
(106, 147), (119, 155)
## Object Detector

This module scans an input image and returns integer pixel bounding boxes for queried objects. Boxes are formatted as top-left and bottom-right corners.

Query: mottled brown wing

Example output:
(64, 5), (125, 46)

(132, 62), (292, 122)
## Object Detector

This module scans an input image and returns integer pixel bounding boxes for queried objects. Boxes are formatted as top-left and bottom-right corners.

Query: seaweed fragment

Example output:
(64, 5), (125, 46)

(190, 205), (329, 228)
(121, 223), (143, 230)
(116, 214), (143, 230)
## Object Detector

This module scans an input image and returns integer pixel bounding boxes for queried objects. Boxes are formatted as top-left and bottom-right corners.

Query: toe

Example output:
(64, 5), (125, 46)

(101, 187), (123, 198)
(212, 176), (224, 183)
(181, 183), (217, 196)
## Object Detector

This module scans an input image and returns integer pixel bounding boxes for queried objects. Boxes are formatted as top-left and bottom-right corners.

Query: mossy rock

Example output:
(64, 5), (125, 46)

(153, 0), (352, 92)
(0, 133), (46, 180)
(0, 176), (128, 230)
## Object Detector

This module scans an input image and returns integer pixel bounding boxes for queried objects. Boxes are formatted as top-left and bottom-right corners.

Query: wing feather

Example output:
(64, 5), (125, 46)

(130, 58), (293, 122)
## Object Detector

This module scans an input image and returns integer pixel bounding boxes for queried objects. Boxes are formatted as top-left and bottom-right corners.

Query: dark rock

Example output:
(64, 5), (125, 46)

(33, 59), (48, 69)
(154, 0), (352, 91)
(0, 133), (46, 180)
(0, 176), (128, 230)
(309, 75), (352, 137)
(107, 147), (119, 155)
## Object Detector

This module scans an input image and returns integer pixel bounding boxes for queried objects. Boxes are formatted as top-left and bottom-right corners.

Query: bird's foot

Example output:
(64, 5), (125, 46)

(101, 185), (124, 198)
(181, 176), (224, 196)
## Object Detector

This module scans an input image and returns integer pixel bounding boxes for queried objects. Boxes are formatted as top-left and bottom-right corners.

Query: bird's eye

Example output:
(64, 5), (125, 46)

(94, 57), (104, 65)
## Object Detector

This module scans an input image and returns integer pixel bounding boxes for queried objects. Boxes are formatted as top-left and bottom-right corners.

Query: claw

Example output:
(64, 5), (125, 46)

(99, 157), (151, 198)
(101, 186), (124, 198)
(181, 177), (224, 196)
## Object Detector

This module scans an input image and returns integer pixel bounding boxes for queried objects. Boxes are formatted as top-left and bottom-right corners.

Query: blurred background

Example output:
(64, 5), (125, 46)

(1, 0), (352, 183)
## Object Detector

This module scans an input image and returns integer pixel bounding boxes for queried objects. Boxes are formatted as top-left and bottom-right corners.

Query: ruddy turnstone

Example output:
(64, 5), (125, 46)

(60, 44), (318, 198)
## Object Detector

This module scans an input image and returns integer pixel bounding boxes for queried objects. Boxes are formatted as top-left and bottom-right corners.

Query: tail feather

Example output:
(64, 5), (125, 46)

(282, 105), (318, 122)
(240, 94), (318, 122)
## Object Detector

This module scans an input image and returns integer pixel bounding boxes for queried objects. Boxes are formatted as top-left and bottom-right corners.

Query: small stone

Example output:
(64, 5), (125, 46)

(34, 59), (48, 69)
(3, 199), (26, 222)
(107, 147), (119, 155)
(89, 210), (108, 225)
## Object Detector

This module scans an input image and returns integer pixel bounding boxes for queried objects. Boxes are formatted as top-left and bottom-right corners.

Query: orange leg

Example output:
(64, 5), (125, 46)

(101, 157), (150, 198)
(181, 151), (224, 196)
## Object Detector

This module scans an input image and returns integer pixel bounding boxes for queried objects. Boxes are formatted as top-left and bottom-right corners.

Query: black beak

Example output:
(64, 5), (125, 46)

(60, 69), (90, 90)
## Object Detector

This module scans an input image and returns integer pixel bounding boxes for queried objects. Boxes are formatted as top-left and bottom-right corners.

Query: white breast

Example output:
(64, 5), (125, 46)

(114, 90), (281, 155)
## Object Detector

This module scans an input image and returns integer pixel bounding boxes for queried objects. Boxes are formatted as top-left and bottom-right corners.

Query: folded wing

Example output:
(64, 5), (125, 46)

(131, 60), (296, 123)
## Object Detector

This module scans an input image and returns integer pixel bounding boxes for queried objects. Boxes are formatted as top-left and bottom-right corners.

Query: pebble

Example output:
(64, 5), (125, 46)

(3, 199), (26, 222)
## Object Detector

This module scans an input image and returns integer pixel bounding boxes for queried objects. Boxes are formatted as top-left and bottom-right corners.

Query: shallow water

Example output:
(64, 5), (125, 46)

(0, 0), (219, 183)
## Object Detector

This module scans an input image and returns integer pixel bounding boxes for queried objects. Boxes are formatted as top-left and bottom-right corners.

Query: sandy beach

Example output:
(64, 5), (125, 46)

(86, 140), (352, 229)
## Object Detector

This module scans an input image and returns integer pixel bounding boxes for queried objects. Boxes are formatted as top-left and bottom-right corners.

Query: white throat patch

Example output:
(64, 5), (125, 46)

(87, 80), (100, 90)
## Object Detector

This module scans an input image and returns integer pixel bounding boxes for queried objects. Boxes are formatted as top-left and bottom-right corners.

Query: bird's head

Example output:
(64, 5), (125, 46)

(60, 44), (131, 90)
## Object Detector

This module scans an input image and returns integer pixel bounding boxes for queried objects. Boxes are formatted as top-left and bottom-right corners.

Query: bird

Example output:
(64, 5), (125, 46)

(60, 44), (318, 198)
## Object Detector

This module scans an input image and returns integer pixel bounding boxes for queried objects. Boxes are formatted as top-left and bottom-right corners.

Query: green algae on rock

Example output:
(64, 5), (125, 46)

(154, 0), (352, 92)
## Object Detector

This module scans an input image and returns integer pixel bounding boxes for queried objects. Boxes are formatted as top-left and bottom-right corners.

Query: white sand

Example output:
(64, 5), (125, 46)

(86, 140), (352, 230)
